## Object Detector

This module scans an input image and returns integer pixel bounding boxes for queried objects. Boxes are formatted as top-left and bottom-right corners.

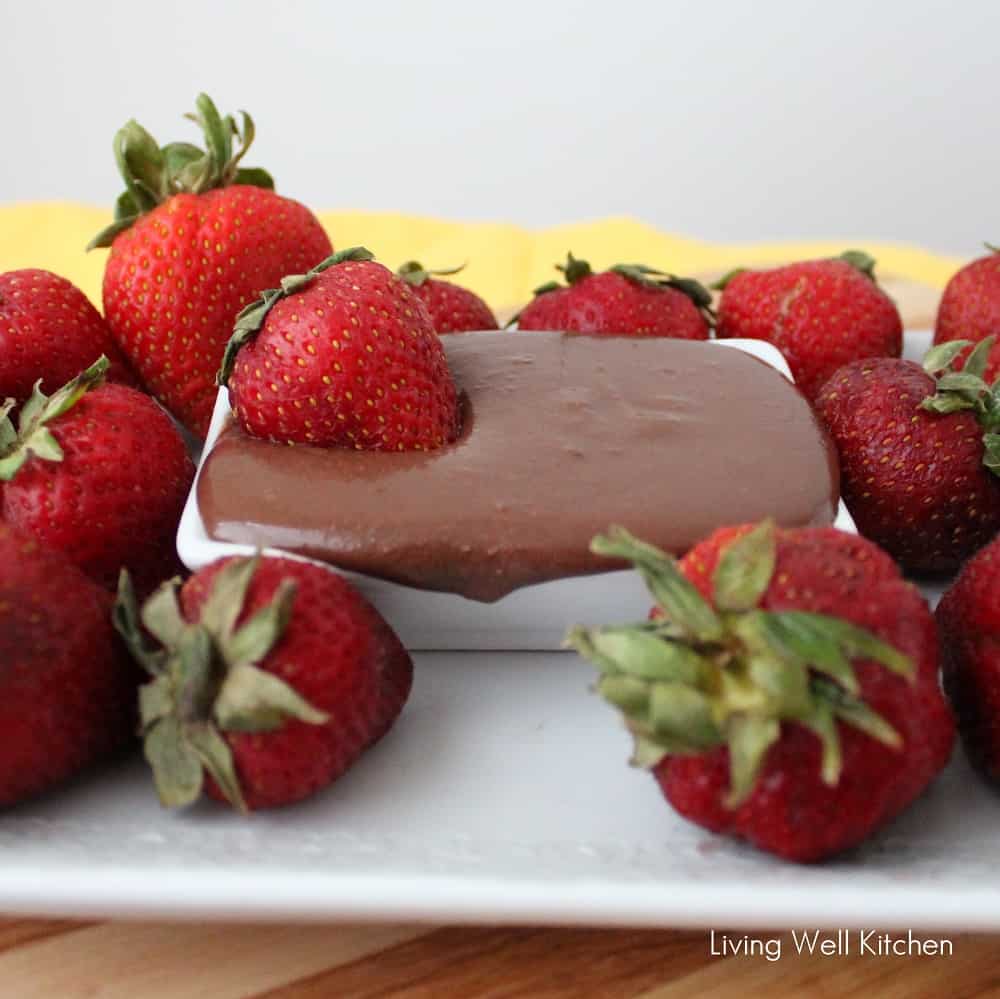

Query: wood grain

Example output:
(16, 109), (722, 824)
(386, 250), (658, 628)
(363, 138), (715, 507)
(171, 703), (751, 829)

(1, 921), (991, 998)
(0, 919), (422, 999)
(636, 932), (1000, 999)
(0, 918), (93, 954)
(257, 927), (708, 999)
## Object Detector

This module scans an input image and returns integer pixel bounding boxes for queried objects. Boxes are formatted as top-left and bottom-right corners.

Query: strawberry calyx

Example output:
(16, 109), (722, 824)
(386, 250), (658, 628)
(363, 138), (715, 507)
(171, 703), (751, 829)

(711, 268), (746, 291)
(712, 250), (878, 292)
(836, 249), (877, 281)
(396, 261), (466, 287)
(507, 253), (715, 328)
(921, 336), (1000, 476)
(0, 356), (109, 481)
(114, 556), (329, 812)
(555, 252), (594, 287)
(565, 522), (913, 808)
(88, 93), (276, 250)
(609, 264), (715, 318)
(519, 253), (593, 303)
(218, 247), (375, 387)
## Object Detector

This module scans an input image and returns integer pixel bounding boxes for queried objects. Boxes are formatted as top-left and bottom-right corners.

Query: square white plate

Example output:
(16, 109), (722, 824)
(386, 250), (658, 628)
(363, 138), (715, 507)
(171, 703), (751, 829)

(2, 328), (986, 932)
(0, 648), (995, 930)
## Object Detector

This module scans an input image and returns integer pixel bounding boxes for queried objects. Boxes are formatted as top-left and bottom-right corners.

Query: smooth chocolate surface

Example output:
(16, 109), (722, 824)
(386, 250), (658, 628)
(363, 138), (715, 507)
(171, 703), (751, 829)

(198, 332), (839, 601)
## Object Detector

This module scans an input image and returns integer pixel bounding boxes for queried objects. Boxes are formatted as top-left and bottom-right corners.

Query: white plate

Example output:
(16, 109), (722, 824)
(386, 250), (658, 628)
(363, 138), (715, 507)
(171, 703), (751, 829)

(3, 328), (984, 932)
(0, 648), (995, 930)
(177, 336), (852, 650)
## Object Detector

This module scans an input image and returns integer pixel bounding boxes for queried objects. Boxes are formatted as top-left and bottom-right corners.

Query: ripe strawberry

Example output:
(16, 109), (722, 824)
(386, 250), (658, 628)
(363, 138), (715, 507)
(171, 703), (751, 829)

(936, 535), (1000, 784)
(933, 245), (1000, 384)
(815, 340), (1000, 574)
(396, 261), (498, 333)
(0, 524), (137, 806)
(220, 247), (460, 450)
(0, 269), (136, 400)
(715, 251), (903, 401)
(114, 554), (413, 811)
(514, 253), (712, 339)
(91, 94), (333, 438)
(0, 357), (194, 595)
(567, 522), (954, 862)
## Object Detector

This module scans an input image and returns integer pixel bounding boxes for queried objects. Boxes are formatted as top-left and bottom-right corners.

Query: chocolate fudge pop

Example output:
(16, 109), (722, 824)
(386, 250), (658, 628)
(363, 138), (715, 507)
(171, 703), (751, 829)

(198, 332), (838, 602)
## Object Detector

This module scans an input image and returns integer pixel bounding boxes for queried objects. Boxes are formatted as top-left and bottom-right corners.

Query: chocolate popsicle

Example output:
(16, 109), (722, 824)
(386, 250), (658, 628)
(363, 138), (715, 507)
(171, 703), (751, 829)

(198, 332), (839, 602)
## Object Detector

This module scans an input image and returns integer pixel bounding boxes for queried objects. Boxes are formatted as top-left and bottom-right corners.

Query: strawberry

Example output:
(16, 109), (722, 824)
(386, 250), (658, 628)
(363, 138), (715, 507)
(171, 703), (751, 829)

(567, 522), (954, 862)
(396, 261), (498, 333)
(114, 553), (413, 811)
(220, 247), (460, 450)
(514, 253), (712, 339)
(90, 94), (333, 438)
(0, 357), (194, 595)
(933, 245), (1000, 384)
(937, 534), (1000, 784)
(815, 340), (1000, 574)
(0, 269), (136, 400)
(0, 524), (137, 806)
(715, 251), (903, 401)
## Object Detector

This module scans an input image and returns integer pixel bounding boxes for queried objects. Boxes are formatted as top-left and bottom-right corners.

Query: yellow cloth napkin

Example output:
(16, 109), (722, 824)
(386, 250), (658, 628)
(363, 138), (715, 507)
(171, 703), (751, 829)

(0, 201), (962, 315)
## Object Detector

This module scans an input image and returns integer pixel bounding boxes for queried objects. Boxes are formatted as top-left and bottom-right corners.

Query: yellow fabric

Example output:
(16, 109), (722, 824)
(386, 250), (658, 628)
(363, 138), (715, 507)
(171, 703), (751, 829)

(0, 201), (963, 313)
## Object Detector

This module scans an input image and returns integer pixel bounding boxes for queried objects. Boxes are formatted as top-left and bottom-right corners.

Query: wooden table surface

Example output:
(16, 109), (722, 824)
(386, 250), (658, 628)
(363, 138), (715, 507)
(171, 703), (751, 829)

(2, 921), (999, 997)
(5, 276), (991, 997)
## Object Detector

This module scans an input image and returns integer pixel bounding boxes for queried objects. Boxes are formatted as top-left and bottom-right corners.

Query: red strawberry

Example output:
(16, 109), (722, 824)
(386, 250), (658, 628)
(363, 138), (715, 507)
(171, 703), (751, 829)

(0, 269), (136, 400)
(815, 341), (1000, 574)
(0, 524), (137, 806)
(515, 253), (712, 339)
(114, 554), (413, 811)
(396, 261), (498, 333)
(567, 522), (954, 862)
(0, 357), (194, 595)
(90, 94), (333, 438)
(715, 251), (902, 401)
(933, 245), (1000, 384)
(220, 247), (460, 450)
(937, 534), (1000, 784)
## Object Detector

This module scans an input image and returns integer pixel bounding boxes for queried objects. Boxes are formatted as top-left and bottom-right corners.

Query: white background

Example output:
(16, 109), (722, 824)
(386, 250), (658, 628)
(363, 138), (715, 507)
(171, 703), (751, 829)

(2, 0), (995, 254)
